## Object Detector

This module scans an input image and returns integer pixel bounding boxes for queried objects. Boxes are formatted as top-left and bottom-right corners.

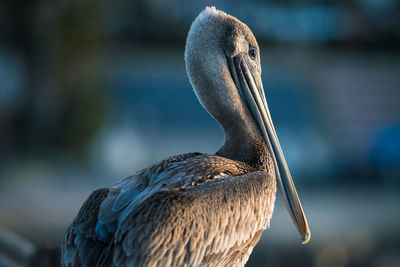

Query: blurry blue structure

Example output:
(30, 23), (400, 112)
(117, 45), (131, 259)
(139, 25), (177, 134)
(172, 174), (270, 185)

(371, 124), (400, 181)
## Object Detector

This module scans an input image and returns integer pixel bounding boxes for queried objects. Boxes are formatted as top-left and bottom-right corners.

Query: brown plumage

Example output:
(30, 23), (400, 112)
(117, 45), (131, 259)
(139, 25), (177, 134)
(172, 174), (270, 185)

(61, 6), (310, 267)
(62, 153), (275, 266)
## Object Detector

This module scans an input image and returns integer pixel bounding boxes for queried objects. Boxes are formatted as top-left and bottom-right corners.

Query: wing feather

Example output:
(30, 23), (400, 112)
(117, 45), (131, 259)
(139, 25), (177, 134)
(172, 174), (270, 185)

(108, 171), (275, 266)
(61, 188), (109, 267)
(62, 153), (273, 267)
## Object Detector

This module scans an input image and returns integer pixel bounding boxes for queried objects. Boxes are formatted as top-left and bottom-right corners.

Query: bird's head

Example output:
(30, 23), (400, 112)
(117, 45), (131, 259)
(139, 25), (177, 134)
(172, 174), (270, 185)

(185, 6), (311, 244)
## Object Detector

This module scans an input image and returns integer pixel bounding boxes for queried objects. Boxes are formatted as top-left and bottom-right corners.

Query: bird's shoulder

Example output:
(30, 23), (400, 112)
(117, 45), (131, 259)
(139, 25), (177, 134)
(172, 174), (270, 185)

(110, 170), (275, 266)
(129, 152), (253, 188)
(94, 152), (253, 241)
(103, 153), (274, 266)
(63, 153), (275, 266)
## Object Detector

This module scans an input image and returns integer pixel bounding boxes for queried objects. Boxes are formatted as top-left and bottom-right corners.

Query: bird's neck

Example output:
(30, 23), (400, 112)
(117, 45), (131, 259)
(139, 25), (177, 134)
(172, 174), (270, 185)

(216, 125), (273, 172)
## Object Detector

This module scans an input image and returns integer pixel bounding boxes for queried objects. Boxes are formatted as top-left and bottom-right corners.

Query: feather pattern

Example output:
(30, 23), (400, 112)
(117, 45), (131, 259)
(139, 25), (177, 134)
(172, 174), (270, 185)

(62, 188), (110, 266)
(61, 153), (276, 266)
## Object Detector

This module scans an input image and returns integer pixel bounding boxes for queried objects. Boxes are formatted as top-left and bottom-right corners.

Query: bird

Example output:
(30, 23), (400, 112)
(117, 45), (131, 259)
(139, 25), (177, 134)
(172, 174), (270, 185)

(61, 6), (310, 267)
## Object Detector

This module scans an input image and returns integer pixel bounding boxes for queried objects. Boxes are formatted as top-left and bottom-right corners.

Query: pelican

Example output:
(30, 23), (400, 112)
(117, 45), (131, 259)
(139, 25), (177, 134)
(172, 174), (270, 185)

(61, 7), (310, 266)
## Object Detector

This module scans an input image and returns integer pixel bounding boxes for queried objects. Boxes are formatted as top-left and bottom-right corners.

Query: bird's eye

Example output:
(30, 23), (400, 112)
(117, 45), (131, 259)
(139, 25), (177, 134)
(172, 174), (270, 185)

(249, 47), (257, 60)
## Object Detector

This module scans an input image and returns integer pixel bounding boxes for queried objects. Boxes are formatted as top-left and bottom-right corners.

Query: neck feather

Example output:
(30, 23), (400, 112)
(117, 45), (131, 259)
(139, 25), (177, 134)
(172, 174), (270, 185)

(216, 123), (272, 171)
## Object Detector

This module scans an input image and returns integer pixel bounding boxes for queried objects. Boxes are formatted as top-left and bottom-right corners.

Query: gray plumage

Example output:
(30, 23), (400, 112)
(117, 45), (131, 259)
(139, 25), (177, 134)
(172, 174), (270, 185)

(62, 153), (275, 266)
(61, 6), (309, 267)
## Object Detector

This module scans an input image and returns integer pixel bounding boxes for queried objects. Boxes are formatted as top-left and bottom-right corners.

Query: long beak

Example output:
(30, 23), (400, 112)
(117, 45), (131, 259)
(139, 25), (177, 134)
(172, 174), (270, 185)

(227, 54), (311, 244)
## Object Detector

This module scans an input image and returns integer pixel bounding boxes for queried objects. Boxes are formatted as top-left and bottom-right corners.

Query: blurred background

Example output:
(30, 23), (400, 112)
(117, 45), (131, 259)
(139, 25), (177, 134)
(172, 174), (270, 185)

(0, 0), (400, 266)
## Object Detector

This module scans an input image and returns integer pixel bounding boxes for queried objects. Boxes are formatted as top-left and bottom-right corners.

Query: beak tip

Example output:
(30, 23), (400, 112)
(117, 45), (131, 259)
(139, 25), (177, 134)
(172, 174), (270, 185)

(301, 229), (311, 244)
